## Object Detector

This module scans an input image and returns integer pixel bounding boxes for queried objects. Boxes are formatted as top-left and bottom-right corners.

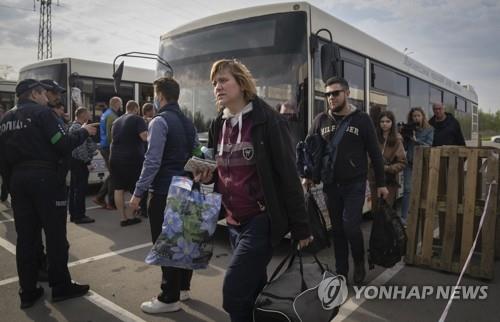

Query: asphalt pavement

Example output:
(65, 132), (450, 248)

(0, 191), (499, 322)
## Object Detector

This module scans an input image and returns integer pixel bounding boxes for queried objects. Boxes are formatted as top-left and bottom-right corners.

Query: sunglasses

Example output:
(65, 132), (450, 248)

(324, 90), (344, 98)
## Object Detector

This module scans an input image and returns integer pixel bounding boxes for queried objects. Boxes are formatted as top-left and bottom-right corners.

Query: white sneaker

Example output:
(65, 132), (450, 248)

(140, 297), (180, 313)
(180, 290), (190, 302)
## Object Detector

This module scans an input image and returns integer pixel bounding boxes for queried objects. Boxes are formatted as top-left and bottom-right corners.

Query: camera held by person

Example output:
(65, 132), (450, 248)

(398, 121), (417, 142)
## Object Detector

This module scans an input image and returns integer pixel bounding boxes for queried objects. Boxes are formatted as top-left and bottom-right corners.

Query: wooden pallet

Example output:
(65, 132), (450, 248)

(405, 146), (499, 280)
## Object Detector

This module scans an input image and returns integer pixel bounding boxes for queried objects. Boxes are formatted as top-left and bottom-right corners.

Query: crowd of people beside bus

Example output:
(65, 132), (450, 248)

(0, 58), (467, 321)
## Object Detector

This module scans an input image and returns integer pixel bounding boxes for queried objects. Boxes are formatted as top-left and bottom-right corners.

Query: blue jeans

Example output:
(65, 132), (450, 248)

(401, 166), (412, 224)
(323, 181), (366, 275)
(223, 214), (273, 322)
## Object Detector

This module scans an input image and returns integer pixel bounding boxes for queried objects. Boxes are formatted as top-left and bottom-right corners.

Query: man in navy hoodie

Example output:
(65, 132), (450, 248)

(429, 102), (466, 146)
(302, 77), (388, 284)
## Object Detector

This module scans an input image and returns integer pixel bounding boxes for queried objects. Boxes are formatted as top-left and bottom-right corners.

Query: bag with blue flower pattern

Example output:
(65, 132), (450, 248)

(145, 176), (222, 269)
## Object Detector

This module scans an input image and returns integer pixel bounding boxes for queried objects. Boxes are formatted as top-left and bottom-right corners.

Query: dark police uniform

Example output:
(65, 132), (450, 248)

(0, 86), (89, 304)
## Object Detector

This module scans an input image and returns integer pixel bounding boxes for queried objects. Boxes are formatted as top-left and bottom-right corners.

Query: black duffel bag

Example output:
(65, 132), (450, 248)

(368, 199), (408, 269)
(253, 248), (347, 322)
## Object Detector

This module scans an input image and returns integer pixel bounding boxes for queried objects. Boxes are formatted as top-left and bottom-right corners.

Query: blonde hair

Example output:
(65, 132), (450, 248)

(210, 59), (257, 110)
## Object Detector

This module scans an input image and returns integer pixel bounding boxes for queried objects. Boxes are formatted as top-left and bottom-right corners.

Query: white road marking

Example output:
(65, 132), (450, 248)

(0, 276), (19, 286)
(0, 236), (16, 255)
(336, 262), (405, 321)
(0, 218), (14, 224)
(0, 210), (12, 220)
(0, 242), (152, 287)
(85, 290), (148, 322)
(86, 205), (103, 210)
(67, 243), (152, 268)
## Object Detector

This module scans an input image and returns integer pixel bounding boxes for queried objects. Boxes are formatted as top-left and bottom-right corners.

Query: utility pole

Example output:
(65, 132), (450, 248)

(36, 0), (52, 60)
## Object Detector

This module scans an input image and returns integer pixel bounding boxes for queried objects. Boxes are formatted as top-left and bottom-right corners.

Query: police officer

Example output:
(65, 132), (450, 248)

(34, 79), (69, 282)
(0, 79), (97, 309)
(41, 79), (70, 128)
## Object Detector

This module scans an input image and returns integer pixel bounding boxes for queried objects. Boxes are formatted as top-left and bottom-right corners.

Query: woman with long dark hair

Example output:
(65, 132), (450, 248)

(401, 107), (433, 224)
(369, 110), (406, 208)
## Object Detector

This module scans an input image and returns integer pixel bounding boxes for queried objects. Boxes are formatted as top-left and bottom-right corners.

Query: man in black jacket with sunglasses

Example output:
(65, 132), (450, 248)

(302, 77), (388, 284)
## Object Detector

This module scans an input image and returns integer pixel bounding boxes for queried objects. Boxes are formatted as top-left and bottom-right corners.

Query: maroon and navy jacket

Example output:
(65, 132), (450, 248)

(215, 104), (265, 225)
(208, 97), (311, 246)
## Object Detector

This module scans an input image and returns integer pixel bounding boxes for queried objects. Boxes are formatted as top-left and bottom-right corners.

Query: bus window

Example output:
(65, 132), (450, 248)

(71, 78), (94, 115)
(159, 12), (308, 141)
(430, 86), (443, 105)
(410, 77), (430, 115)
(19, 63), (68, 106)
(139, 83), (153, 109)
(95, 80), (134, 115)
(313, 96), (326, 120)
(343, 61), (365, 110)
(0, 91), (15, 110)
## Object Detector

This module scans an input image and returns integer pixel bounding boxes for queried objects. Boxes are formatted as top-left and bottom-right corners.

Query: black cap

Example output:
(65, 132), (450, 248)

(15, 79), (51, 97)
(40, 79), (66, 94)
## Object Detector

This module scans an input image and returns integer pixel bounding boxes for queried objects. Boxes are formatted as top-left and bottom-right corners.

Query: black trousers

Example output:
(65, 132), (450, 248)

(96, 148), (114, 205)
(148, 193), (193, 303)
(10, 168), (72, 292)
(69, 159), (89, 219)
(323, 181), (366, 276)
(0, 173), (8, 201)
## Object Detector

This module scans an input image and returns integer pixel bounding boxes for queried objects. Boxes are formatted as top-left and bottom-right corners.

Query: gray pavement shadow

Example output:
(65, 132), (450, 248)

(184, 299), (229, 322)
(23, 301), (59, 322)
(144, 308), (218, 322)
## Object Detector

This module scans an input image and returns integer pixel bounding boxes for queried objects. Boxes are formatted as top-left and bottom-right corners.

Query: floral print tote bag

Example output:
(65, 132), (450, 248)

(145, 176), (222, 269)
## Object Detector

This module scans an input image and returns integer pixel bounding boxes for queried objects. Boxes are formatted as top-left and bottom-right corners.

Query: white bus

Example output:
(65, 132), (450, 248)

(156, 2), (479, 214)
(158, 2), (478, 144)
(19, 57), (155, 184)
(0, 80), (16, 111)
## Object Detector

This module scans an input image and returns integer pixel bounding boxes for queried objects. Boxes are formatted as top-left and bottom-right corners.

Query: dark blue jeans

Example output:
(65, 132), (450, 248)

(324, 181), (366, 276)
(223, 214), (273, 322)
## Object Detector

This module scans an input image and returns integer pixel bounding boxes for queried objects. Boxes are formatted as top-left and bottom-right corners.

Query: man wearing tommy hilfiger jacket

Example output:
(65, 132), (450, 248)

(302, 77), (388, 285)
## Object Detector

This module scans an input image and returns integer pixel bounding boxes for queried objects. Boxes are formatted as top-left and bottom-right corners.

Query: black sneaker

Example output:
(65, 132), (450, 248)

(52, 283), (89, 302)
(72, 216), (95, 224)
(120, 217), (141, 227)
(20, 286), (44, 309)
(353, 262), (366, 285)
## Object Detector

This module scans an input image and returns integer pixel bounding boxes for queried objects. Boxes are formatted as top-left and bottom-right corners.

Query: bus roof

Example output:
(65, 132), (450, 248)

(19, 57), (154, 84)
(161, 2), (477, 103)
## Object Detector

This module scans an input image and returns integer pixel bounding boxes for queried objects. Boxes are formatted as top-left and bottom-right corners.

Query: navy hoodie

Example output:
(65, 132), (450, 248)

(429, 112), (466, 146)
(310, 105), (385, 187)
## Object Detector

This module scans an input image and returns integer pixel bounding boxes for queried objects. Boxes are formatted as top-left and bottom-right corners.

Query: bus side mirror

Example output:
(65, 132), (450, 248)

(320, 43), (342, 82)
(113, 61), (124, 94)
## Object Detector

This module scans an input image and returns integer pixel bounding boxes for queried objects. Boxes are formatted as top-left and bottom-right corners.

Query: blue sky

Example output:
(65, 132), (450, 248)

(0, 0), (498, 112)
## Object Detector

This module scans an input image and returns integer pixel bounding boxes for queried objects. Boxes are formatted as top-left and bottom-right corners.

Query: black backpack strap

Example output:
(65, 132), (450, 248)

(327, 114), (352, 166)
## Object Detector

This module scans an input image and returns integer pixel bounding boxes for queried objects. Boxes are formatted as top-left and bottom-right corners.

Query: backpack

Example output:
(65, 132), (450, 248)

(296, 134), (324, 184)
(368, 199), (407, 269)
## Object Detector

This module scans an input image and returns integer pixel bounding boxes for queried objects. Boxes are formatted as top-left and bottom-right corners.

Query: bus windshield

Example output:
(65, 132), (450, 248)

(19, 63), (68, 106)
(158, 12), (308, 142)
